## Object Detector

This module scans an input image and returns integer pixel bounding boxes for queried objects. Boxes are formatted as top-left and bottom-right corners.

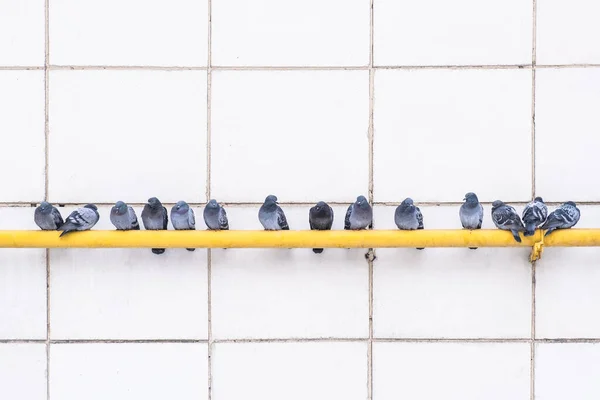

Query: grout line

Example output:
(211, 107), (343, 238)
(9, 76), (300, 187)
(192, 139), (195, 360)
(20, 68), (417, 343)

(206, 2), (213, 400)
(530, 1), (537, 399)
(44, 0), (50, 397)
(0, 339), (47, 344)
(373, 338), (532, 343)
(213, 338), (369, 344)
(2, 64), (600, 72)
(367, 2), (375, 399)
(50, 339), (209, 344)
(49, 65), (209, 71)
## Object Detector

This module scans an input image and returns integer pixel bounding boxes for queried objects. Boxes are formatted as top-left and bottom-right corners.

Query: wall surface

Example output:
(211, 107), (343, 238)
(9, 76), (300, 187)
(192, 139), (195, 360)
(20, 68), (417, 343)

(1, 0), (599, 399)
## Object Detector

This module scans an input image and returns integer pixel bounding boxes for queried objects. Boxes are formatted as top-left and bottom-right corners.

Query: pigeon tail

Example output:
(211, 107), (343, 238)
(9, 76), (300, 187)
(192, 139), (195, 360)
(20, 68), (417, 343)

(544, 228), (556, 237)
(524, 223), (536, 237)
(511, 230), (522, 243)
(186, 248), (195, 252)
(312, 248), (324, 254)
(469, 247), (478, 250)
(152, 248), (166, 255)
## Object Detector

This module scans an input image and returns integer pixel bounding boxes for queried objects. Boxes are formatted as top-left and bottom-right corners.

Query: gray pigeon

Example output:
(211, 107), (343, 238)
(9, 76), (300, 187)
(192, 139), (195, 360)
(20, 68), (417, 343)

(34, 201), (64, 230)
(344, 195), (372, 230)
(110, 201), (139, 231)
(395, 198), (424, 250)
(309, 201), (334, 254)
(459, 192), (483, 250)
(522, 197), (548, 237)
(171, 200), (196, 252)
(259, 195), (289, 230)
(541, 201), (580, 237)
(141, 197), (168, 255)
(59, 204), (99, 237)
(491, 200), (525, 243)
(203, 199), (229, 230)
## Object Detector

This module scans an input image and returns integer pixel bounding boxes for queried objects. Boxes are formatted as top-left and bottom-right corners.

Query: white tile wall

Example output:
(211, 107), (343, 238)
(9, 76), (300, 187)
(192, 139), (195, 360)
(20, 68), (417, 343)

(537, 0), (600, 65)
(0, 0), (599, 397)
(0, 71), (45, 202)
(50, 0), (209, 66)
(212, 342), (368, 400)
(374, 69), (532, 203)
(0, 1), (45, 66)
(373, 342), (531, 400)
(0, 208), (46, 340)
(48, 70), (207, 203)
(212, 0), (370, 67)
(212, 206), (369, 339)
(536, 343), (600, 400)
(535, 68), (600, 201)
(50, 343), (208, 400)
(0, 344), (47, 400)
(211, 70), (369, 202)
(373, 206), (532, 339)
(536, 206), (600, 338)
(374, 0), (532, 66)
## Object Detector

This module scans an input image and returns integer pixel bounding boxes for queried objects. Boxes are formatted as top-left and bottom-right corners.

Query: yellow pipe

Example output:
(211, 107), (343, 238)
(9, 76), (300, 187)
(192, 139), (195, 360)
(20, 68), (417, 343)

(0, 229), (595, 248)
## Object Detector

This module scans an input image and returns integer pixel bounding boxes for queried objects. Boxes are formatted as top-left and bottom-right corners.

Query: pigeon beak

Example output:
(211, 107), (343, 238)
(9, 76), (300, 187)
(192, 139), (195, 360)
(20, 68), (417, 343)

(463, 197), (466, 201)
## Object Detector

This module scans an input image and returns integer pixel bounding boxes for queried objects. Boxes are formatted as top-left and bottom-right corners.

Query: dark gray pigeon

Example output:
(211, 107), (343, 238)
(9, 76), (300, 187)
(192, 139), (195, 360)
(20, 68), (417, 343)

(459, 192), (483, 250)
(259, 195), (289, 230)
(203, 199), (229, 230)
(491, 200), (525, 243)
(110, 201), (139, 231)
(522, 197), (548, 237)
(344, 195), (372, 230)
(141, 197), (168, 255)
(541, 201), (580, 237)
(395, 198), (424, 250)
(34, 201), (64, 230)
(59, 204), (99, 237)
(309, 201), (334, 254)
(171, 200), (196, 252)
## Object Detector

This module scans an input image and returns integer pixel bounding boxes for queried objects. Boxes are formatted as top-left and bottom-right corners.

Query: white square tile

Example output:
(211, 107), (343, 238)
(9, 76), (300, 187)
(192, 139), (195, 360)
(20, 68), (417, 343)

(0, 71), (45, 202)
(212, 206), (369, 339)
(0, 208), (47, 340)
(0, 1), (44, 66)
(536, 206), (600, 338)
(50, 0), (208, 66)
(535, 68), (600, 201)
(373, 342), (530, 400)
(536, 343), (600, 400)
(48, 70), (207, 203)
(50, 343), (208, 400)
(373, 206), (532, 339)
(212, 342), (367, 400)
(212, 0), (369, 66)
(374, 0), (532, 66)
(211, 71), (369, 202)
(0, 344), (47, 399)
(50, 206), (207, 340)
(537, 0), (600, 64)
(373, 69), (532, 202)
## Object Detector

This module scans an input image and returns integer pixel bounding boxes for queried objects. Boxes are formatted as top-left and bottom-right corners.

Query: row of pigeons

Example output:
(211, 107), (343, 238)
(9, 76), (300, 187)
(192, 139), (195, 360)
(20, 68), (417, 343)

(33, 193), (580, 255)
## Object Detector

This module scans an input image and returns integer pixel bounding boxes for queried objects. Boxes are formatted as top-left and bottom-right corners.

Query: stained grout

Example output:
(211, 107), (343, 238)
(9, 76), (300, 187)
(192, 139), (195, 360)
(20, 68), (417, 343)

(530, 1), (538, 398)
(3, 64), (600, 72)
(206, 2), (214, 400)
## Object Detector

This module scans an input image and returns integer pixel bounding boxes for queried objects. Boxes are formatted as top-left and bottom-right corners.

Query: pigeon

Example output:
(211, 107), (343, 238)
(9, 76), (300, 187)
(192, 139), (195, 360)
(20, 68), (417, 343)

(395, 198), (424, 250)
(309, 201), (334, 254)
(141, 197), (169, 255)
(459, 192), (483, 249)
(110, 201), (139, 231)
(59, 204), (99, 237)
(522, 197), (548, 237)
(491, 200), (525, 243)
(541, 201), (580, 237)
(34, 201), (64, 230)
(344, 195), (372, 230)
(171, 201), (196, 252)
(259, 195), (289, 230)
(203, 199), (229, 230)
